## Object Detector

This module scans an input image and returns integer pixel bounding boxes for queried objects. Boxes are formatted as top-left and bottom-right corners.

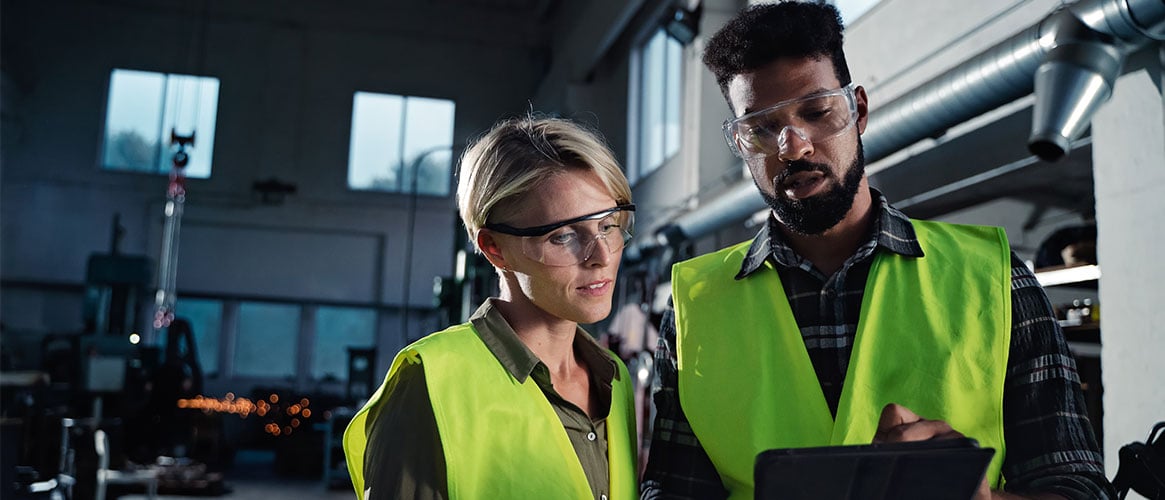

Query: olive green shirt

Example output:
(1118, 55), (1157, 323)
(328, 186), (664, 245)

(363, 299), (619, 500)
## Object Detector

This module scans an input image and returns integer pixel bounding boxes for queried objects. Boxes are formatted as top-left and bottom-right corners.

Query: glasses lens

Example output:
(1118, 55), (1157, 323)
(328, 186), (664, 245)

(725, 87), (856, 160)
(521, 211), (633, 267)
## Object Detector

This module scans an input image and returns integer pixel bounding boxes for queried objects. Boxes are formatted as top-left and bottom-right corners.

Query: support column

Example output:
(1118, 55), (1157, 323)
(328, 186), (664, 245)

(1091, 44), (1165, 478)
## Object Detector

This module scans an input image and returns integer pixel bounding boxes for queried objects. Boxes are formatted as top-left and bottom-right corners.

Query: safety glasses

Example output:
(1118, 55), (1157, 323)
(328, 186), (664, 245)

(484, 204), (636, 267)
(722, 84), (858, 160)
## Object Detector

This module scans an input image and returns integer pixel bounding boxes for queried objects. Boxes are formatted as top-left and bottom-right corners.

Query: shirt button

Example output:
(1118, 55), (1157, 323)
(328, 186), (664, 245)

(586, 431), (596, 441)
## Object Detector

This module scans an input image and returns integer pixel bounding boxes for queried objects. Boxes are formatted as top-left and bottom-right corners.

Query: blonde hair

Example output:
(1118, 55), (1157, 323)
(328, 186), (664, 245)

(456, 116), (631, 250)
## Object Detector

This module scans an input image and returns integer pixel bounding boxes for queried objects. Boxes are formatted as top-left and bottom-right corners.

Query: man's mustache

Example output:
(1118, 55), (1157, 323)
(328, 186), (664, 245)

(773, 160), (832, 187)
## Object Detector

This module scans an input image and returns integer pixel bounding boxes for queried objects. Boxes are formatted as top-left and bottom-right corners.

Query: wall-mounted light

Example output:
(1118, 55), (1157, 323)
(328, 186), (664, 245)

(665, 3), (701, 45)
(251, 177), (298, 205)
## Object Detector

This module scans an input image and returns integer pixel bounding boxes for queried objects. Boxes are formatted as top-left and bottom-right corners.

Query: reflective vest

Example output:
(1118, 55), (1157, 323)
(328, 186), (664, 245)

(672, 220), (1010, 500)
(343, 323), (638, 500)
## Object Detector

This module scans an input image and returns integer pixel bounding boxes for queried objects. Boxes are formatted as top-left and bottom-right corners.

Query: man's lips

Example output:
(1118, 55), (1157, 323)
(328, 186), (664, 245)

(779, 171), (825, 190)
(775, 170), (829, 200)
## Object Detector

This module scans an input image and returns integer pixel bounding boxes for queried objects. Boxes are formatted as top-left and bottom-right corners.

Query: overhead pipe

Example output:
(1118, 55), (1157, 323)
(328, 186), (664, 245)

(632, 0), (1165, 257)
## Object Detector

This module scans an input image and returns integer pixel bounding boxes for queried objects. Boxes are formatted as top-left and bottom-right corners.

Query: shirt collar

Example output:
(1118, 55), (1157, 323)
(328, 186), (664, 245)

(468, 298), (619, 384)
(735, 188), (925, 280)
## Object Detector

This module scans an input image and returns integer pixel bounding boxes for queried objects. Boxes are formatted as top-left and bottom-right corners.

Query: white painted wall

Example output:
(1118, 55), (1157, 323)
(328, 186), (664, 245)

(1091, 46), (1165, 488)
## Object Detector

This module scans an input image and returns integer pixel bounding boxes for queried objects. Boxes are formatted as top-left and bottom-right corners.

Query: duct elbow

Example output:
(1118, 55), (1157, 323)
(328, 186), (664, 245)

(1029, 40), (1123, 161)
(1028, 0), (1165, 161)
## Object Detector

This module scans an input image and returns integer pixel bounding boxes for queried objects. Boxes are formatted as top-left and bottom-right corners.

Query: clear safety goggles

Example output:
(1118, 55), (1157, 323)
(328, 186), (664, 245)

(722, 84), (858, 160)
(483, 204), (635, 267)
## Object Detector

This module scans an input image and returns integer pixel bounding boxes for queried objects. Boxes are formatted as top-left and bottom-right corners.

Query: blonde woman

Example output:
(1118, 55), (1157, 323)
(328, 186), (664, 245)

(344, 116), (638, 500)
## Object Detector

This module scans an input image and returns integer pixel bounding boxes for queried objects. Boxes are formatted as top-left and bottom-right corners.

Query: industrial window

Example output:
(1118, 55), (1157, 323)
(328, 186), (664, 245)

(177, 297), (222, 377)
(347, 92), (456, 195)
(311, 306), (377, 381)
(629, 28), (682, 183)
(100, 68), (219, 178)
(234, 302), (299, 379)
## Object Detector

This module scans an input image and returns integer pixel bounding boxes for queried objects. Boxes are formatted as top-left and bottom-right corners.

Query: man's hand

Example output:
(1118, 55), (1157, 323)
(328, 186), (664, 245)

(873, 403), (991, 499)
(872, 404), (1067, 500)
(872, 403), (965, 443)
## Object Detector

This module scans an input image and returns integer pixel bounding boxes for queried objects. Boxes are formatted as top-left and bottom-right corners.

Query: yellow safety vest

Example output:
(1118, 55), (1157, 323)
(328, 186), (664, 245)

(343, 322), (638, 499)
(672, 220), (1011, 500)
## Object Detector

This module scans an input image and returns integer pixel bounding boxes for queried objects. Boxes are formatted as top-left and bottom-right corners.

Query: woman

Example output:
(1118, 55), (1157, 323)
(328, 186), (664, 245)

(343, 116), (638, 499)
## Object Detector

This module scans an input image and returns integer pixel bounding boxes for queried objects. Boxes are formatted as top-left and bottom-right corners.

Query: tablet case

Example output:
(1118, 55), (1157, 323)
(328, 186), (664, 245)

(754, 438), (995, 500)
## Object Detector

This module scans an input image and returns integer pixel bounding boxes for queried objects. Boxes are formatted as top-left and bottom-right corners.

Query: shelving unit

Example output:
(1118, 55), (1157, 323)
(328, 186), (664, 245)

(1034, 264), (1104, 449)
(318, 407), (354, 490)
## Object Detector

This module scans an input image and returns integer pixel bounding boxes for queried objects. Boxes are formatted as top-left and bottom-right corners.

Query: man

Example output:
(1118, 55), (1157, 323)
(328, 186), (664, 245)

(640, 2), (1113, 499)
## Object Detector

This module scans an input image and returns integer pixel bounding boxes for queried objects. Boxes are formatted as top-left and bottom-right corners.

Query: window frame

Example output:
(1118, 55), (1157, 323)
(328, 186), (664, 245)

(99, 68), (220, 179)
(346, 91), (456, 196)
(627, 27), (684, 184)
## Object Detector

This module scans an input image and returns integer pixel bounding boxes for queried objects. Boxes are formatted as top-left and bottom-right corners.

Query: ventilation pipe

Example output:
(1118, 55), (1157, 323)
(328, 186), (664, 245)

(637, 0), (1165, 256)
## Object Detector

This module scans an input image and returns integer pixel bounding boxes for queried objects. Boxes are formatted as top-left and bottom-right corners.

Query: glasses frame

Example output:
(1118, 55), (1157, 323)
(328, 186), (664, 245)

(483, 204), (636, 237)
(721, 84), (858, 160)
(483, 204), (636, 267)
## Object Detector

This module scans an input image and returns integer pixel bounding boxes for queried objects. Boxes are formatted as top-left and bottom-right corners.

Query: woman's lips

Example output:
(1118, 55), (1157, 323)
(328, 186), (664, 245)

(577, 279), (612, 296)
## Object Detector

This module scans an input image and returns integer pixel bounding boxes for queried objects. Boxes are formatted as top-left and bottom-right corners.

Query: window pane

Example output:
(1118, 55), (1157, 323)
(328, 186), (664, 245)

(101, 69), (217, 179)
(348, 92), (404, 191)
(177, 297), (221, 376)
(158, 74), (219, 179)
(664, 36), (683, 160)
(402, 97), (455, 196)
(312, 306), (377, 381)
(103, 69), (164, 173)
(348, 92), (456, 194)
(234, 302), (299, 379)
(640, 30), (667, 174)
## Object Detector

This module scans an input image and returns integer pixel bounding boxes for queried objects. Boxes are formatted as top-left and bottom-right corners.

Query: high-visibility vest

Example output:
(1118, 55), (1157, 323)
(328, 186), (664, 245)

(343, 322), (638, 499)
(672, 220), (1010, 500)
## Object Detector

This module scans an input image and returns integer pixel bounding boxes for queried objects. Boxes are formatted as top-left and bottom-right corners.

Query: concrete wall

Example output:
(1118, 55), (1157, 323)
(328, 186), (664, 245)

(1092, 46), (1165, 482)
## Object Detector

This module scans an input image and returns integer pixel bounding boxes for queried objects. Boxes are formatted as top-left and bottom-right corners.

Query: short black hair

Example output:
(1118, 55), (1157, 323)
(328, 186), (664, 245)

(703, 1), (851, 103)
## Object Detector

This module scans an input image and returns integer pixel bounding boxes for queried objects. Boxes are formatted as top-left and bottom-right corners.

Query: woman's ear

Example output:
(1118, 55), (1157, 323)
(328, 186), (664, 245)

(476, 230), (510, 271)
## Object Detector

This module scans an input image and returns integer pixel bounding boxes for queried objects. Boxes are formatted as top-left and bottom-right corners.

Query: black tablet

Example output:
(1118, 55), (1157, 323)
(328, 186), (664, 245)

(754, 438), (994, 500)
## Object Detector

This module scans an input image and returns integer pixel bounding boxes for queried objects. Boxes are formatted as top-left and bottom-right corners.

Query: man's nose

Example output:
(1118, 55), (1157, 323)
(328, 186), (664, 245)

(776, 125), (814, 161)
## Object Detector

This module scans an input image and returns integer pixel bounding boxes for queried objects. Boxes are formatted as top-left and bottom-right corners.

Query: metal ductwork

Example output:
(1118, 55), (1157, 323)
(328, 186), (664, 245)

(636, 0), (1165, 257)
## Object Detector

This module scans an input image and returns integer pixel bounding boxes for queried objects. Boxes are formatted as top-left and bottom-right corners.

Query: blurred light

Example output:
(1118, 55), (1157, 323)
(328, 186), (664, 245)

(300, 398), (310, 407)
(291, 418), (300, 428)
(129, 333), (141, 344)
(1035, 264), (1101, 286)
(177, 394), (258, 417)
(302, 409), (312, 418)
(269, 394), (279, 404)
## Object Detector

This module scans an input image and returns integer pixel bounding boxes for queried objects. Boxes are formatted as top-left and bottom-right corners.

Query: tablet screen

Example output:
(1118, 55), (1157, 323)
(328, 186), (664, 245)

(754, 438), (994, 500)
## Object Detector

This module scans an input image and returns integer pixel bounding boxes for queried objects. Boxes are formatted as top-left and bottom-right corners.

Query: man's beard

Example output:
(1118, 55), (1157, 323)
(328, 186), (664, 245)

(757, 138), (866, 236)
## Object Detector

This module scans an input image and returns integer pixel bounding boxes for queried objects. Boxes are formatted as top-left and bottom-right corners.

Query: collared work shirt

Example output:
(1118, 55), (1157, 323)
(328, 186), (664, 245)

(364, 299), (618, 500)
(641, 190), (1114, 499)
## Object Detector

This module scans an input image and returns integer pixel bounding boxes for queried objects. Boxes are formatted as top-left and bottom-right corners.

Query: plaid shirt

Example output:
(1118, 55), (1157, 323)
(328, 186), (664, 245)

(641, 191), (1114, 499)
